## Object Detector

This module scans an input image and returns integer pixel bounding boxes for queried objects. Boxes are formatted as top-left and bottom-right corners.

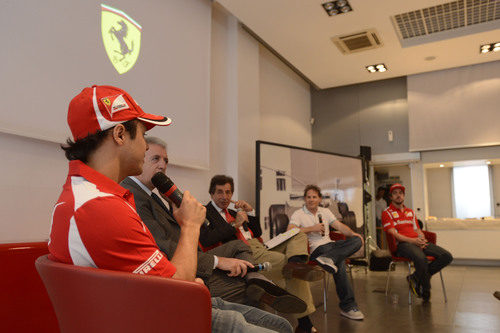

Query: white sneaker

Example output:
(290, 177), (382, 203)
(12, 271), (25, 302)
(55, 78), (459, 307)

(315, 256), (338, 274)
(340, 308), (364, 321)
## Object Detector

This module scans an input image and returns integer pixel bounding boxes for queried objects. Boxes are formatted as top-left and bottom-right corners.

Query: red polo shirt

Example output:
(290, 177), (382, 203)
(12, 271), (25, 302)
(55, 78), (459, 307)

(382, 203), (420, 239)
(48, 160), (176, 277)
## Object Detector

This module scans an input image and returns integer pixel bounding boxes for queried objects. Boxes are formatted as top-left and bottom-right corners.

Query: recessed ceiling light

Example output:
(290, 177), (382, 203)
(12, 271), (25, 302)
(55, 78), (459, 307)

(366, 63), (387, 73)
(480, 41), (500, 54)
(486, 161), (491, 164)
(439, 164), (444, 168)
(322, 1), (353, 17)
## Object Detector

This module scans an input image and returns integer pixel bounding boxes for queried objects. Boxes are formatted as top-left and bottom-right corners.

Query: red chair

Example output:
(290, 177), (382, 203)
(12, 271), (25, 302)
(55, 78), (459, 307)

(35, 255), (212, 333)
(384, 230), (447, 304)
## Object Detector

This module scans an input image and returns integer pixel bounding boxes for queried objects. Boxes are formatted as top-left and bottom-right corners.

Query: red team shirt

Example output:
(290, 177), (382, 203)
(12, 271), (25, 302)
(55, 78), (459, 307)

(49, 160), (176, 277)
(381, 203), (421, 239)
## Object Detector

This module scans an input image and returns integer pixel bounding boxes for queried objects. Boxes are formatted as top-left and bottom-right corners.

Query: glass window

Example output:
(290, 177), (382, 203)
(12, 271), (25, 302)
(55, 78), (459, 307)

(453, 165), (492, 219)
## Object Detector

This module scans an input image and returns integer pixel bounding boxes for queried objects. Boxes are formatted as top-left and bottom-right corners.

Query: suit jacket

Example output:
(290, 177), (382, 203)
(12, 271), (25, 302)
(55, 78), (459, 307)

(121, 177), (215, 278)
(200, 202), (262, 248)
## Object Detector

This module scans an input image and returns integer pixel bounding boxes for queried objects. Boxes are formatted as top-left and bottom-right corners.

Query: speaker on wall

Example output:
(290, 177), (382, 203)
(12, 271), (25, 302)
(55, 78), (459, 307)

(360, 146), (371, 161)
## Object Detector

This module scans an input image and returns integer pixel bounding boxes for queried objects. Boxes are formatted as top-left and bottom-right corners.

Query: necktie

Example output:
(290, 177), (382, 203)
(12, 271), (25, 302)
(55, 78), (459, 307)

(151, 193), (171, 215)
(224, 209), (250, 245)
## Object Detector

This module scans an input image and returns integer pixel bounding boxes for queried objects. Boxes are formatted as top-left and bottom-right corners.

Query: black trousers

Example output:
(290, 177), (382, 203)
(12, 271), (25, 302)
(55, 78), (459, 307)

(396, 242), (453, 292)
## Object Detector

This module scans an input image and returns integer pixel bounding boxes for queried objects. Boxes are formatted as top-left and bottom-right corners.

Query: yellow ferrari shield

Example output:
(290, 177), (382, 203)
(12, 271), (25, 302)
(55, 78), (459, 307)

(101, 4), (141, 74)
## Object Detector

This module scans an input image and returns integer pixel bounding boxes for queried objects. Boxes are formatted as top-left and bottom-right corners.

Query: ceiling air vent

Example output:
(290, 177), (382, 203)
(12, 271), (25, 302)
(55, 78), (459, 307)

(392, 0), (500, 47)
(331, 29), (383, 54)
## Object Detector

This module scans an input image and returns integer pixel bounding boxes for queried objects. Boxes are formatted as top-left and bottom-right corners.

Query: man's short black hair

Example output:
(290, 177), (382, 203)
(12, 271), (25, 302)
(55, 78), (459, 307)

(61, 120), (139, 163)
(377, 186), (386, 193)
(303, 184), (322, 198)
(209, 175), (234, 194)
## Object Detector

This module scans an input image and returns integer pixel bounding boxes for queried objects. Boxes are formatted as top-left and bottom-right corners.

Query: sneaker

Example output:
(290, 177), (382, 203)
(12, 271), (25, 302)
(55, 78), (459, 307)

(315, 256), (338, 274)
(340, 308), (364, 320)
(406, 274), (421, 298)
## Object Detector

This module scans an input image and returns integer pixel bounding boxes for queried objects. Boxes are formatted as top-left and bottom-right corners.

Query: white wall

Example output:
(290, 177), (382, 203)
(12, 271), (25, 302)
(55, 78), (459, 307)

(0, 3), (312, 243)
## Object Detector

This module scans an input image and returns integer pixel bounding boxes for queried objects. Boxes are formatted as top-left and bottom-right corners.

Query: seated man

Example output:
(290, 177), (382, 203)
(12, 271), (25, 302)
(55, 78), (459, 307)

(201, 175), (324, 333)
(121, 136), (302, 312)
(382, 183), (453, 302)
(288, 184), (365, 321)
(48, 85), (292, 333)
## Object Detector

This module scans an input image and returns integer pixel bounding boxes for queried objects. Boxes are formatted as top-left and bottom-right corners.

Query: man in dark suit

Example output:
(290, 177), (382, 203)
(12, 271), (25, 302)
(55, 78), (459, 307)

(201, 175), (325, 333)
(121, 137), (305, 314)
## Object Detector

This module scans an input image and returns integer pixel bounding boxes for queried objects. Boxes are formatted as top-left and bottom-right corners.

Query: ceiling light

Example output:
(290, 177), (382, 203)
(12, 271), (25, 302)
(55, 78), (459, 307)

(440, 164), (444, 168)
(324, 3), (335, 11)
(486, 161), (491, 165)
(366, 63), (387, 73)
(322, 1), (353, 17)
(479, 41), (500, 54)
(340, 6), (351, 13)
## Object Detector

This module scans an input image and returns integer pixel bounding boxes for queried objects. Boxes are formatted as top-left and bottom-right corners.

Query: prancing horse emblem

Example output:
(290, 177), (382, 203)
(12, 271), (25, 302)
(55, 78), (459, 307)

(101, 4), (142, 75)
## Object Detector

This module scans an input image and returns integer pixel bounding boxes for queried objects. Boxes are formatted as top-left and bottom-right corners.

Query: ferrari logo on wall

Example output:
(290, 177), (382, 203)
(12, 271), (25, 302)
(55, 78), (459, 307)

(101, 4), (142, 74)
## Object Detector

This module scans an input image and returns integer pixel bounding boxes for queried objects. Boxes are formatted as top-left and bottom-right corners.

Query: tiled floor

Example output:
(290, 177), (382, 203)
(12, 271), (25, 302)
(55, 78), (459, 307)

(283, 265), (500, 332)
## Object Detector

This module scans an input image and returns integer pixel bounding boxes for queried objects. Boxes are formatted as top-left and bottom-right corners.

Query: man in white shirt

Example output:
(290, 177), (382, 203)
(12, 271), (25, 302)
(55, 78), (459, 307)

(288, 184), (365, 321)
(375, 186), (388, 247)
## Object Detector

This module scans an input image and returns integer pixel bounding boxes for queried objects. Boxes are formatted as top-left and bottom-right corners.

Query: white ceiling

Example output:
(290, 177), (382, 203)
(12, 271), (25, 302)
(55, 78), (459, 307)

(215, 0), (500, 89)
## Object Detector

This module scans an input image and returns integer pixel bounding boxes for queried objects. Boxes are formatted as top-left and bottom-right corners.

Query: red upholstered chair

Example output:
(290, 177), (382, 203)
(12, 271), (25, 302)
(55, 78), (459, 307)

(384, 230), (447, 304)
(35, 255), (212, 333)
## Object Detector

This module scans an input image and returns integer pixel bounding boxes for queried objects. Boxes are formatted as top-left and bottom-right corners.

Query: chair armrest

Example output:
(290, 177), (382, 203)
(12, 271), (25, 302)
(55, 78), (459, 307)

(423, 230), (436, 244)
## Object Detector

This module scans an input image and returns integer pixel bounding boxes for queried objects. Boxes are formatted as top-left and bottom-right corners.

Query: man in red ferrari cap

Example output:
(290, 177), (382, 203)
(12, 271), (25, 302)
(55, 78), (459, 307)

(48, 85), (293, 332)
(382, 183), (452, 302)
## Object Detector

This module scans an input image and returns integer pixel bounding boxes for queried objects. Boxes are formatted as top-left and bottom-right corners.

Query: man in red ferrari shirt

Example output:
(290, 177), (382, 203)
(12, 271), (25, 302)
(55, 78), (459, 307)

(382, 183), (452, 302)
(48, 85), (292, 333)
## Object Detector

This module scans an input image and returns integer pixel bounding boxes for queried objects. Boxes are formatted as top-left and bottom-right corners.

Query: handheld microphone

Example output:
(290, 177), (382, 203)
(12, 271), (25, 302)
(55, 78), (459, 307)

(247, 262), (272, 272)
(318, 213), (325, 236)
(152, 172), (209, 226)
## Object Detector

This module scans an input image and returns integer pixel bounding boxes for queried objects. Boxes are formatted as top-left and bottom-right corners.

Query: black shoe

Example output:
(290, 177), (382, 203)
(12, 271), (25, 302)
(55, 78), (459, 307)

(407, 274), (421, 298)
(422, 290), (431, 302)
(246, 278), (307, 313)
(494, 291), (500, 301)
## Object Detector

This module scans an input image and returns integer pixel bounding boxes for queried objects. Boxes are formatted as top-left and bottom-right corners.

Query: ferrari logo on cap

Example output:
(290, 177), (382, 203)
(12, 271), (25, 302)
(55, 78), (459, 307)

(101, 4), (141, 74)
(101, 94), (130, 118)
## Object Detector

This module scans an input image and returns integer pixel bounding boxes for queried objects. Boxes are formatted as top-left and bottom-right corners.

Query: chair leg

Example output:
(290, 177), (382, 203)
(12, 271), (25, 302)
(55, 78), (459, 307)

(385, 261), (394, 296)
(439, 270), (447, 303)
(407, 262), (412, 305)
(323, 272), (329, 312)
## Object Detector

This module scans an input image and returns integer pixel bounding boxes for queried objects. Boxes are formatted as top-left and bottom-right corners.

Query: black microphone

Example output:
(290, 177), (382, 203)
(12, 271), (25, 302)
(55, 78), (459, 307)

(152, 172), (209, 226)
(247, 262), (272, 272)
(318, 213), (325, 236)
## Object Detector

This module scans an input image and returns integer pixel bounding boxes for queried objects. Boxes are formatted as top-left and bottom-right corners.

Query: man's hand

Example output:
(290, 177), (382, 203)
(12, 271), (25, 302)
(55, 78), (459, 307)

(232, 200), (253, 212)
(233, 211), (248, 228)
(352, 232), (365, 245)
(216, 257), (254, 277)
(172, 191), (206, 228)
(310, 223), (325, 234)
(413, 237), (427, 248)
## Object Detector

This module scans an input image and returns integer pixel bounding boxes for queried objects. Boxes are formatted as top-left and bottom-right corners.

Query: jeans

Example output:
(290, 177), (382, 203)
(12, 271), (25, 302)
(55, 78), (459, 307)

(211, 297), (293, 333)
(310, 237), (362, 311)
(396, 242), (453, 292)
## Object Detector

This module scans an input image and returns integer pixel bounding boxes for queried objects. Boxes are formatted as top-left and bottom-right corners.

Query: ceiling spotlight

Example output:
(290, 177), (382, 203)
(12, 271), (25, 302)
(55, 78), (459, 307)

(322, 1), (353, 17)
(324, 3), (335, 11)
(486, 161), (492, 165)
(366, 63), (387, 73)
(439, 164), (444, 168)
(480, 41), (500, 54)
(340, 6), (351, 13)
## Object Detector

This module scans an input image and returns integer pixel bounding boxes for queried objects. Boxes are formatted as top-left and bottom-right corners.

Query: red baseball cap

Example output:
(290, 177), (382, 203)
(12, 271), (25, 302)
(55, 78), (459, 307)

(389, 183), (405, 194)
(68, 85), (172, 140)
